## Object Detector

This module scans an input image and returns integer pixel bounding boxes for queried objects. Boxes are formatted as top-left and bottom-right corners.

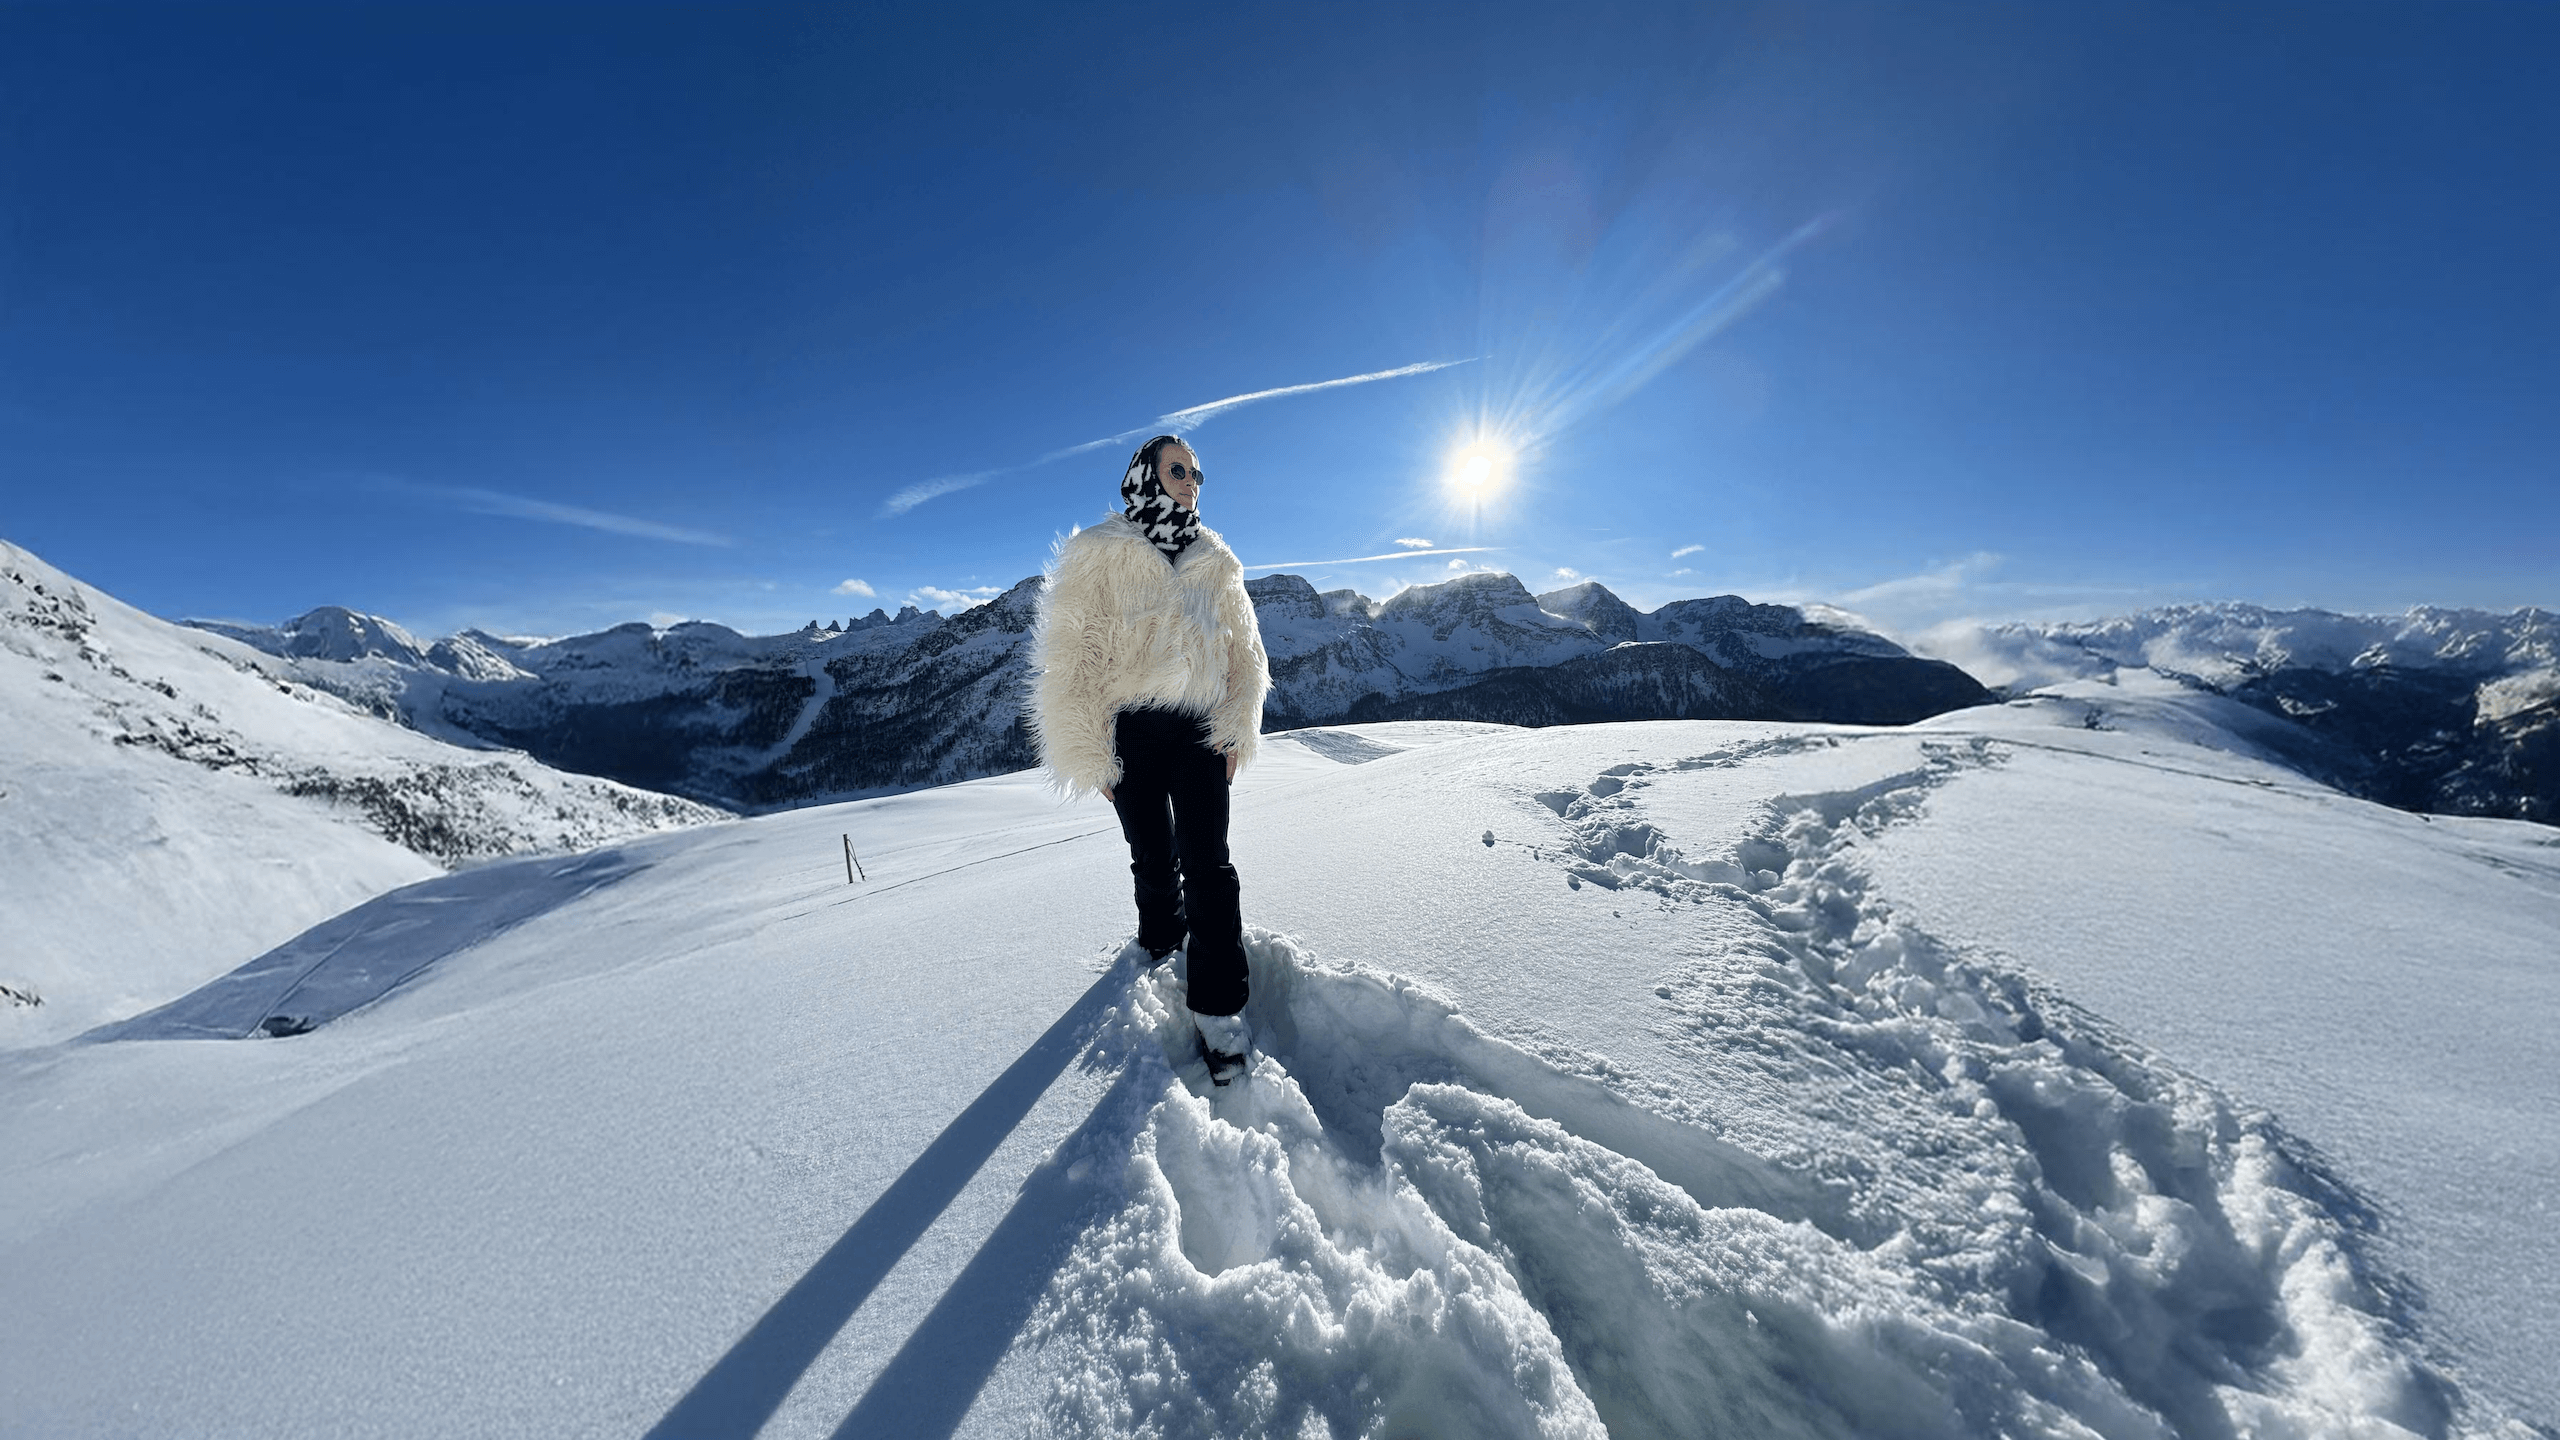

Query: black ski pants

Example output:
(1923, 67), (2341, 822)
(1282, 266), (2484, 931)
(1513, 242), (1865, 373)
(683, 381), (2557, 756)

(1109, 706), (1247, 1017)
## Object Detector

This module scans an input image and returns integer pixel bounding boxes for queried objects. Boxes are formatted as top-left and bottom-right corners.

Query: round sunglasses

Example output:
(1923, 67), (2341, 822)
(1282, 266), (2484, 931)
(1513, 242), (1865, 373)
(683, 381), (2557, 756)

(1162, 460), (1204, 485)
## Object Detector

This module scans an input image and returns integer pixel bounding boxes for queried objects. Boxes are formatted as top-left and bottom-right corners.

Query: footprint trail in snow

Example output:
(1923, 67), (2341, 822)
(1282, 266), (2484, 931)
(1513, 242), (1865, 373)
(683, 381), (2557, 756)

(1016, 737), (2494, 1440)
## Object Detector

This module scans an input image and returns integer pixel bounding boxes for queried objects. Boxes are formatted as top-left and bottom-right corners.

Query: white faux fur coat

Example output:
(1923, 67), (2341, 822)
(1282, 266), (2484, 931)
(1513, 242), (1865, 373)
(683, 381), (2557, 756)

(1028, 513), (1270, 798)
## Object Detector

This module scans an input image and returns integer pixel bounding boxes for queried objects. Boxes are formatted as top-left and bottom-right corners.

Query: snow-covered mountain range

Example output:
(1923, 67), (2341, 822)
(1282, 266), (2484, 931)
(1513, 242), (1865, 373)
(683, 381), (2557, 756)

(0, 539), (725, 1045)
(186, 573), (2559, 826)
(1938, 604), (2559, 823)
(185, 566), (1991, 810)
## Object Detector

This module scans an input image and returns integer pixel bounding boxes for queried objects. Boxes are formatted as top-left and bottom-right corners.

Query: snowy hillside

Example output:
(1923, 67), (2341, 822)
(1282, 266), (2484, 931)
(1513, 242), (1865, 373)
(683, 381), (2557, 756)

(1929, 604), (2558, 822)
(0, 540), (726, 1048)
(193, 568), (1987, 809)
(3, 700), (2550, 1437)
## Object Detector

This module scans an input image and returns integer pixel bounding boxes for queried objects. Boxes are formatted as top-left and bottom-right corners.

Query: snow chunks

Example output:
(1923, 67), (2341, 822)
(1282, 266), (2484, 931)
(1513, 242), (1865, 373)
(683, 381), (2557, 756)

(1036, 939), (1602, 1439)
(1030, 932), (2102, 1440)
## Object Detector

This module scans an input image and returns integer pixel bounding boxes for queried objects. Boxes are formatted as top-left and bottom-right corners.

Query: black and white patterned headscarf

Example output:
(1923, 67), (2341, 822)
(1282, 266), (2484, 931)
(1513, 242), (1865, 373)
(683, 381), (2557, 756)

(1121, 434), (1204, 565)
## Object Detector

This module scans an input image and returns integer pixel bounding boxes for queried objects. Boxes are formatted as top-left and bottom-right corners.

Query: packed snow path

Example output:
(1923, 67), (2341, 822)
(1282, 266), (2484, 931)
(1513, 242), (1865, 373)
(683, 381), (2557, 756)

(1, 711), (2551, 1438)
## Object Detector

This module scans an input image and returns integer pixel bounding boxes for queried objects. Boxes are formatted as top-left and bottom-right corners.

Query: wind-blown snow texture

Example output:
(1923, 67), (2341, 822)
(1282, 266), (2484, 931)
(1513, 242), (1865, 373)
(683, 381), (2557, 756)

(186, 566), (1990, 810)
(3, 707), (2549, 1438)
(0, 540), (726, 1047)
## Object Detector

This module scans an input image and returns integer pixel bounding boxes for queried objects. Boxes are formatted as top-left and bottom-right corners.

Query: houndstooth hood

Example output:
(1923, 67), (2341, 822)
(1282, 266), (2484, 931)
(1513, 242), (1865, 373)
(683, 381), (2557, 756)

(1120, 435), (1203, 564)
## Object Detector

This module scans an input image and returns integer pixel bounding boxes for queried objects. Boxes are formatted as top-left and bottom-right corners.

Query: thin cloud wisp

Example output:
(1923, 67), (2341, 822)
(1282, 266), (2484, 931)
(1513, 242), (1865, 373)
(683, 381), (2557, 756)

(388, 480), (733, 547)
(882, 357), (1477, 518)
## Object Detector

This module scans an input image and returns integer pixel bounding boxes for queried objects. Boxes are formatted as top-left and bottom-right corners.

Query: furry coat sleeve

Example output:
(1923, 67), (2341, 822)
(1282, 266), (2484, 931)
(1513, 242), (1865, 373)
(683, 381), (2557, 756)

(1028, 515), (1270, 798)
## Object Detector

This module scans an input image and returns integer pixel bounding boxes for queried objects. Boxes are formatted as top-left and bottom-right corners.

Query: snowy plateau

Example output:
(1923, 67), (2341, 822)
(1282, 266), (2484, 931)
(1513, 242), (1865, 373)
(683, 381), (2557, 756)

(1, 537), (2555, 1440)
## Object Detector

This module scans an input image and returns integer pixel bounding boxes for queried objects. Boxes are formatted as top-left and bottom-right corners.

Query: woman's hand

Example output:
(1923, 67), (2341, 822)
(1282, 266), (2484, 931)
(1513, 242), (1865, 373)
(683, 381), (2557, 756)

(1100, 786), (1114, 804)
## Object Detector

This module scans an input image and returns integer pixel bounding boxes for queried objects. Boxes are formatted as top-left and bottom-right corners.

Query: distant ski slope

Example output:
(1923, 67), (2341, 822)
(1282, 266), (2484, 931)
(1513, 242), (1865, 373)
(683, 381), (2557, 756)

(1, 701), (2549, 1437)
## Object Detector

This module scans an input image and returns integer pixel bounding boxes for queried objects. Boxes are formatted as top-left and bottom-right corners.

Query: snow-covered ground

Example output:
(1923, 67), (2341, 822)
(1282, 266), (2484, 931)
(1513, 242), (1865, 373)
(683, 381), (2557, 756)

(1, 701), (2551, 1437)
(0, 540), (727, 1049)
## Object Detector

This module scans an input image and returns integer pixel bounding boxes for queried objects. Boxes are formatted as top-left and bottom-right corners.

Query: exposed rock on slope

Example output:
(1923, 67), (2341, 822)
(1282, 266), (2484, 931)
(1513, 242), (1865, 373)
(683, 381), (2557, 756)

(738, 576), (1044, 804)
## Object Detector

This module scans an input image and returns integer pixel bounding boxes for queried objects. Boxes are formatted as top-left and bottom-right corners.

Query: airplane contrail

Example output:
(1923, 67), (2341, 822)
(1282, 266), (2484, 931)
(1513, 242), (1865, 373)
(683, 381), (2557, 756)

(880, 357), (1479, 517)
(1240, 547), (1496, 570)
(1157, 359), (1471, 428)
(382, 479), (734, 546)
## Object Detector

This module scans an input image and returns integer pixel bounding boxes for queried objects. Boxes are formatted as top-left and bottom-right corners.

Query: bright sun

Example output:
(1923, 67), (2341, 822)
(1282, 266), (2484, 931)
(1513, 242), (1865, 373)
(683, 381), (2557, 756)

(1449, 441), (1510, 494)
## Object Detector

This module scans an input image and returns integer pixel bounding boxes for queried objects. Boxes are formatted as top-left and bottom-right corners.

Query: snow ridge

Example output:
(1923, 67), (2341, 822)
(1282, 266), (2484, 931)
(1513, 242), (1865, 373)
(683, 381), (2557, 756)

(0, 539), (725, 1046)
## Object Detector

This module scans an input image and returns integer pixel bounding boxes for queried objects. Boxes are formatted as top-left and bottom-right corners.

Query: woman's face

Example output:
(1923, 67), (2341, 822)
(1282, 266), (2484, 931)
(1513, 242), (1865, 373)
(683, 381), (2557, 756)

(1157, 444), (1202, 510)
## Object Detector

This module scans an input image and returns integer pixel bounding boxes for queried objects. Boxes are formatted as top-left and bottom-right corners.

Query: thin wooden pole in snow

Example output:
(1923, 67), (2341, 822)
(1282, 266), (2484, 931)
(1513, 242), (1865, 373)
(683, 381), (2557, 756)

(843, 833), (865, 883)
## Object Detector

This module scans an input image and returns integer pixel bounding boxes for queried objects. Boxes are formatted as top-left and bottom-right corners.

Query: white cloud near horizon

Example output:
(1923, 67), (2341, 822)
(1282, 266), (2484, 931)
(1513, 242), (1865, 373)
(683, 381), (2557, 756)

(389, 481), (732, 546)
(909, 584), (1004, 612)
(1744, 553), (2201, 678)
(883, 357), (1478, 517)
(831, 578), (876, 597)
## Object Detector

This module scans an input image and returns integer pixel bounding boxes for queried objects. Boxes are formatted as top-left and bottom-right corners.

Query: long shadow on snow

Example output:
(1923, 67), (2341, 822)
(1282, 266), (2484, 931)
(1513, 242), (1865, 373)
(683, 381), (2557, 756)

(644, 959), (1133, 1440)
(829, 1061), (1153, 1439)
(81, 847), (649, 1042)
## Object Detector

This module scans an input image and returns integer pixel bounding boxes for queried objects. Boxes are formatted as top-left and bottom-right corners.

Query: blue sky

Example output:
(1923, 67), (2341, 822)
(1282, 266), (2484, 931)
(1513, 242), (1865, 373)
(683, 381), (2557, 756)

(3, 1), (2552, 641)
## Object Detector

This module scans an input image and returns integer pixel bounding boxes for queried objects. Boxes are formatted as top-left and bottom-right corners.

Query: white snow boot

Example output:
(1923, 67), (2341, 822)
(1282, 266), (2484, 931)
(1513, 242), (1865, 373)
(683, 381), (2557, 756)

(1193, 1010), (1251, 1087)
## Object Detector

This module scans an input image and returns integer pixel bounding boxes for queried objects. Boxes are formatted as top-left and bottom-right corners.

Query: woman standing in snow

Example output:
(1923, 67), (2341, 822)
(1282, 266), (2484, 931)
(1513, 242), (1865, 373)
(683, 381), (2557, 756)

(1029, 435), (1270, 1082)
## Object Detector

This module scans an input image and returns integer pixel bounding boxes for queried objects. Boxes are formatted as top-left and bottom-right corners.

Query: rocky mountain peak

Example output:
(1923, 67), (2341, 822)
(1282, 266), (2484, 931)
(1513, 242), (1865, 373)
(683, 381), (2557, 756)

(961, 574), (1045, 631)
(1377, 570), (1544, 622)
(287, 607), (427, 664)
(1244, 573), (1325, 621)
(1536, 581), (1645, 644)
(191, 605), (430, 666)
(423, 633), (533, 683)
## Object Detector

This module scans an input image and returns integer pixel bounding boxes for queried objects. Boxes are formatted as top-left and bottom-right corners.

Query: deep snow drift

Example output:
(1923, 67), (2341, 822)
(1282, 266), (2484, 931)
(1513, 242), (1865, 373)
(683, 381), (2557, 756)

(1, 703), (2552, 1438)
